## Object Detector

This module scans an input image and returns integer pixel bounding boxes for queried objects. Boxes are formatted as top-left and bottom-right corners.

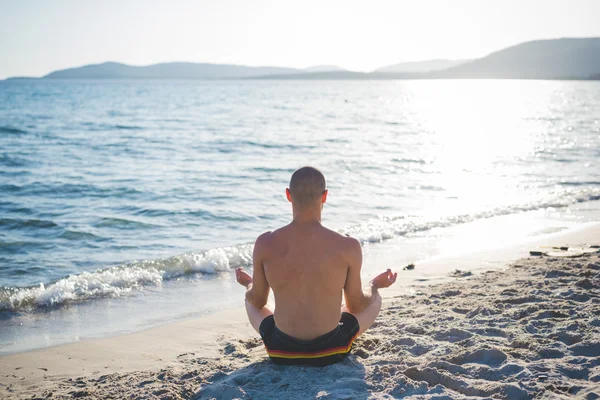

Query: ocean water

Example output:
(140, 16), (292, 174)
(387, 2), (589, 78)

(1, 79), (599, 352)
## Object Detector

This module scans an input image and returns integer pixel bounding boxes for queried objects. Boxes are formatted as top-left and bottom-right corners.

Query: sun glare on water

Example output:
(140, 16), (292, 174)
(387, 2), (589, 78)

(399, 80), (567, 216)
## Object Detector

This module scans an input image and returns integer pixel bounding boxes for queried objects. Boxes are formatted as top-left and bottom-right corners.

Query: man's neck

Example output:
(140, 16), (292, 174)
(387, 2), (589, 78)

(292, 206), (322, 225)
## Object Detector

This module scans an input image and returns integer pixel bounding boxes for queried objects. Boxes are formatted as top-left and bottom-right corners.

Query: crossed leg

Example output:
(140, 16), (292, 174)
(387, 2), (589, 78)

(342, 290), (382, 336)
(245, 300), (273, 334)
(245, 291), (382, 337)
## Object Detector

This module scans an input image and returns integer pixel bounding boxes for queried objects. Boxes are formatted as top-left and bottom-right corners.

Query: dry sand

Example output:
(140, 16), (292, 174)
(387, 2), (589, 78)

(1, 234), (599, 399)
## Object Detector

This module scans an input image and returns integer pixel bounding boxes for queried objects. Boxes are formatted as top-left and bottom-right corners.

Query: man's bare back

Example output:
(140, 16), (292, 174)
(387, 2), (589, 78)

(258, 223), (355, 340)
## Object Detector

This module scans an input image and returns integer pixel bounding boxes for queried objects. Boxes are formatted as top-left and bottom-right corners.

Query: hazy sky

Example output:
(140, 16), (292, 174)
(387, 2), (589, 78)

(1, 0), (599, 79)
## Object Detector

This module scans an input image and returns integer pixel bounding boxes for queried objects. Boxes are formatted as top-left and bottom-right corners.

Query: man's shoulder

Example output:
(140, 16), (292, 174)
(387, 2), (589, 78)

(255, 230), (274, 245)
(255, 227), (288, 247)
(321, 226), (361, 249)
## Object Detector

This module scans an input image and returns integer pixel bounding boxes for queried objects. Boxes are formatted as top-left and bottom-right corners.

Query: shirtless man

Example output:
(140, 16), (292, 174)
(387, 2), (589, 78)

(235, 166), (397, 366)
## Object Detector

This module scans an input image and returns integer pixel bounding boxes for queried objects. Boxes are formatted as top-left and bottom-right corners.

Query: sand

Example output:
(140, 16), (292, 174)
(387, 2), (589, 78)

(1, 230), (599, 399)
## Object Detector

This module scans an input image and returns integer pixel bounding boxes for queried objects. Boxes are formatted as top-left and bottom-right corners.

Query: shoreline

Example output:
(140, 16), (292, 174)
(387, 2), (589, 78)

(2, 217), (598, 356)
(1, 223), (599, 399)
(3, 202), (599, 356)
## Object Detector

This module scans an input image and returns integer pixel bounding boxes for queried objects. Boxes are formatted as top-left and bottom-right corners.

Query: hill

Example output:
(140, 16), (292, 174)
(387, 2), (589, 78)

(30, 37), (600, 81)
(374, 59), (470, 73)
(43, 62), (302, 79)
(435, 37), (600, 79)
(255, 37), (600, 80)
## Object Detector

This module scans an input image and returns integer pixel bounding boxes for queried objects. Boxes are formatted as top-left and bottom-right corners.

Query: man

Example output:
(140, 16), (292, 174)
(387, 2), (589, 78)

(235, 166), (397, 366)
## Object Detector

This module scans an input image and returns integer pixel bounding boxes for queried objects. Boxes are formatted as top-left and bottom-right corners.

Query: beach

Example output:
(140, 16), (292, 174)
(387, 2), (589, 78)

(1, 224), (598, 399)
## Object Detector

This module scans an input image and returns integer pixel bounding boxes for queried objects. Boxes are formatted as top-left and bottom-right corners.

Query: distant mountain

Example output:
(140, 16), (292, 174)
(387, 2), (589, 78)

(303, 65), (346, 72)
(374, 59), (470, 73)
(435, 37), (600, 79)
(258, 37), (600, 80)
(23, 37), (600, 81)
(43, 62), (302, 79)
(255, 71), (369, 80)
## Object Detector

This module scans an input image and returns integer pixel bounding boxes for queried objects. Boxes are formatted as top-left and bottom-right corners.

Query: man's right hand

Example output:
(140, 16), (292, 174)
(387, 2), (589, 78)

(236, 267), (253, 288)
(370, 269), (397, 289)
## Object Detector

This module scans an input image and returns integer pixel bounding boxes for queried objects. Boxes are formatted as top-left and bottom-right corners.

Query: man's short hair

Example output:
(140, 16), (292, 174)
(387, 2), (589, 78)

(289, 167), (326, 207)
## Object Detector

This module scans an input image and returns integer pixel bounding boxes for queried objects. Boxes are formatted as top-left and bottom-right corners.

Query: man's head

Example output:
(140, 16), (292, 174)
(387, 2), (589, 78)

(286, 167), (327, 209)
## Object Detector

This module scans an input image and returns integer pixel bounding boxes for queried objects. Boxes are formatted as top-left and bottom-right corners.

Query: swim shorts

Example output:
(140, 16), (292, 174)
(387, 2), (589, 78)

(259, 312), (360, 366)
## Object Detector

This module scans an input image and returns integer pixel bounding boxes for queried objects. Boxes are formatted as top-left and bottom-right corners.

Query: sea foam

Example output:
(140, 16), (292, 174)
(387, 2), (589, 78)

(342, 188), (600, 243)
(1, 187), (599, 311)
(0, 244), (253, 311)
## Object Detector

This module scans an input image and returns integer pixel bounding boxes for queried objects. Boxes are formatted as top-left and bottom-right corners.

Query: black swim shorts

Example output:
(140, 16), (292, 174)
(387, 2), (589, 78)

(259, 312), (360, 366)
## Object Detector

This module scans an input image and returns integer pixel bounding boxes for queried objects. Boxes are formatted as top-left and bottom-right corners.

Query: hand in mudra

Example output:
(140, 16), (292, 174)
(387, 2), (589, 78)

(236, 267), (253, 287)
(370, 269), (397, 289)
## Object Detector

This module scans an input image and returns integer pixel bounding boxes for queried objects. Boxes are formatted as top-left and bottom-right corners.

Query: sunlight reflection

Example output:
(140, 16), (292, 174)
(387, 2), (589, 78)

(398, 80), (567, 215)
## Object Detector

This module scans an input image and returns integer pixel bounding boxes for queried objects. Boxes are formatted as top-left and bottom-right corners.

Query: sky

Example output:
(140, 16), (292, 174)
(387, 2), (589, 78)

(1, 0), (600, 79)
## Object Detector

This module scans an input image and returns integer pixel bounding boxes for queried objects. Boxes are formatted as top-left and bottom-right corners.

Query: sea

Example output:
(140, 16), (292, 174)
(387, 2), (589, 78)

(1, 79), (599, 353)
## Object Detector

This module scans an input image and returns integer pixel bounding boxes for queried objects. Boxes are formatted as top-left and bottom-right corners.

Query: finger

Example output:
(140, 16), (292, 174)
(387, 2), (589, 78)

(392, 272), (398, 282)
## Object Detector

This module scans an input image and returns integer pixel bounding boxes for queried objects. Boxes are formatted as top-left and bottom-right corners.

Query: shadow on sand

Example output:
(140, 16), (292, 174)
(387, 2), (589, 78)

(194, 355), (369, 400)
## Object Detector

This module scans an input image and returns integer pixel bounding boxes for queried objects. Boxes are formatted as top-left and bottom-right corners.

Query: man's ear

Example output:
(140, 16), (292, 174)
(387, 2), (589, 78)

(286, 188), (293, 203)
(321, 189), (328, 204)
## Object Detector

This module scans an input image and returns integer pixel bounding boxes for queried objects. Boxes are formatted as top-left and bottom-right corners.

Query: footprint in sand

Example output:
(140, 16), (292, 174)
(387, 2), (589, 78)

(537, 348), (565, 359)
(240, 338), (262, 349)
(449, 349), (508, 367)
(551, 331), (583, 345)
(558, 366), (590, 380)
(570, 341), (600, 357)
(432, 328), (473, 343)
(392, 338), (416, 347)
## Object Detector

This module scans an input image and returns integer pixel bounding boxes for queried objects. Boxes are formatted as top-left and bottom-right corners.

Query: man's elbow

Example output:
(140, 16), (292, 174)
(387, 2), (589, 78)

(246, 292), (268, 310)
(251, 298), (268, 310)
(345, 304), (363, 314)
(345, 300), (367, 314)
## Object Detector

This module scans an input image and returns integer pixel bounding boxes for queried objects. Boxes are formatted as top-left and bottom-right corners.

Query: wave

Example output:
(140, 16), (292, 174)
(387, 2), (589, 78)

(58, 230), (105, 241)
(0, 218), (58, 230)
(94, 217), (158, 229)
(559, 181), (600, 187)
(251, 167), (296, 174)
(0, 154), (29, 167)
(2, 187), (599, 312)
(0, 126), (27, 134)
(213, 139), (317, 151)
(391, 157), (429, 165)
(0, 181), (145, 199)
(341, 187), (600, 243)
(0, 240), (51, 253)
(79, 122), (144, 131)
(114, 124), (144, 130)
(0, 244), (253, 311)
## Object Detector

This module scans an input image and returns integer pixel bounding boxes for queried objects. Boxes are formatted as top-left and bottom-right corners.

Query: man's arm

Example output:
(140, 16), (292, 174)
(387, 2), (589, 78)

(237, 232), (271, 309)
(343, 237), (397, 313)
(343, 237), (373, 313)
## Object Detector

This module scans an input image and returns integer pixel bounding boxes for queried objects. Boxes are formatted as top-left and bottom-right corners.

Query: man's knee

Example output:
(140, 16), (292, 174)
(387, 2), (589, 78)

(352, 296), (382, 336)
(245, 300), (273, 333)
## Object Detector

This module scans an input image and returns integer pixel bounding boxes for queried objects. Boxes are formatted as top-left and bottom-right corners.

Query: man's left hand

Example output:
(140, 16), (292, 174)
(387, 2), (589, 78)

(236, 267), (253, 287)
